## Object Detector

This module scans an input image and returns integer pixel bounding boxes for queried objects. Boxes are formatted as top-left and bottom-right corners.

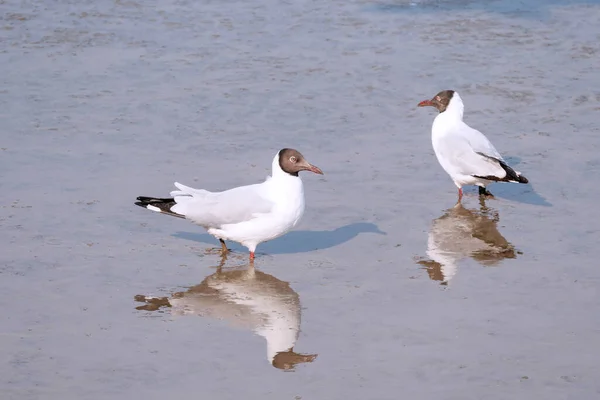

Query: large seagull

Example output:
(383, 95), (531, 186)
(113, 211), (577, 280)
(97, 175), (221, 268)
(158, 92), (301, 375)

(418, 90), (528, 200)
(135, 148), (323, 260)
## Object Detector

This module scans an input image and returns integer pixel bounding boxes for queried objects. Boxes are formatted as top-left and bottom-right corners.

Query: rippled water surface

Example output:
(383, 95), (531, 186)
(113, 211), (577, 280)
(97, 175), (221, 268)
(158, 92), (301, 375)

(2, 0), (600, 399)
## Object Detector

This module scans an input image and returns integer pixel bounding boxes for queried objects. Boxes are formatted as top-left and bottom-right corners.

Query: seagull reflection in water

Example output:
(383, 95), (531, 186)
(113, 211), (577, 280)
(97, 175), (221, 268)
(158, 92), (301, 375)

(134, 256), (317, 371)
(418, 198), (519, 285)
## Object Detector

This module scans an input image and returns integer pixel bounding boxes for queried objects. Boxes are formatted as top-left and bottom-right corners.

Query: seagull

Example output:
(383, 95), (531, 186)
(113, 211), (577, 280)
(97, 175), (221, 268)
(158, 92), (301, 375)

(417, 90), (528, 200)
(135, 148), (323, 260)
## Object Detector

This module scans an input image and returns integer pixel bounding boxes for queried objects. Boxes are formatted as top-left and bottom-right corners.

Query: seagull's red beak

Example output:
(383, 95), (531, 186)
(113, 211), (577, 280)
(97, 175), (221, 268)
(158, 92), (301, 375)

(297, 158), (324, 175)
(417, 99), (434, 107)
(307, 164), (324, 175)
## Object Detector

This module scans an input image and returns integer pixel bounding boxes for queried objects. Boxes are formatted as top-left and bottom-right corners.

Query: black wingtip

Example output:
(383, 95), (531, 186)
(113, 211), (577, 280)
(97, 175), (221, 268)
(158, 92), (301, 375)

(135, 196), (155, 208)
(475, 152), (528, 184)
(133, 196), (185, 219)
(136, 196), (158, 203)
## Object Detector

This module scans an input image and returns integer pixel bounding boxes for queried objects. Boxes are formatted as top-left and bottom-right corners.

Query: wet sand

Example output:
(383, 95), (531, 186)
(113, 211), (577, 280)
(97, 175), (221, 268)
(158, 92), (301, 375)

(2, 0), (600, 399)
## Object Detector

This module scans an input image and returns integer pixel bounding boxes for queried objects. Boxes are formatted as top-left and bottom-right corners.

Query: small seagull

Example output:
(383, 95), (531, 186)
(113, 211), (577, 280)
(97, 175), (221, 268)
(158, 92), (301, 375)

(135, 148), (323, 260)
(418, 90), (528, 200)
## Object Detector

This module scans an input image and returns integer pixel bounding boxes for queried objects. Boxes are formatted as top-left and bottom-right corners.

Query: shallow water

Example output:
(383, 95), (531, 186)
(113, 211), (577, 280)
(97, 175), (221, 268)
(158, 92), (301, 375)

(1, 0), (600, 399)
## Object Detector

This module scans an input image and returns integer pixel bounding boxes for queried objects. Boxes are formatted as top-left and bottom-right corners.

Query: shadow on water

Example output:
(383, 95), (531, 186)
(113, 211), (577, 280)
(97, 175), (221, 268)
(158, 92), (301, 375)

(366, 0), (600, 18)
(458, 157), (552, 206)
(503, 156), (522, 167)
(482, 182), (552, 206)
(134, 256), (317, 371)
(417, 198), (520, 285)
(491, 156), (552, 206)
(172, 222), (386, 255)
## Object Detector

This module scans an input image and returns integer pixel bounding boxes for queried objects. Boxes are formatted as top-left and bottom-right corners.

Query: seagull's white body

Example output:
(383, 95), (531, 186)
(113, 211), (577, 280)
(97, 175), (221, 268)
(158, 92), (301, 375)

(136, 148), (322, 258)
(168, 154), (305, 253)
(429, 92), (526, 191)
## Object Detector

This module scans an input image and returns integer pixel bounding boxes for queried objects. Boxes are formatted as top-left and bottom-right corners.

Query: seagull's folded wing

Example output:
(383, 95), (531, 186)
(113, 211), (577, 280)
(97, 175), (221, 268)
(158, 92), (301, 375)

(460, 124), (503, 160)
(437, 133), (507, 179)
(170, 182), (275, 227)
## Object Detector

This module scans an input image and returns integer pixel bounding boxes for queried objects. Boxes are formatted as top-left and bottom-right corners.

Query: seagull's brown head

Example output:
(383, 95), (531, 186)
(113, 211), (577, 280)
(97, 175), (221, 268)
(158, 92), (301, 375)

(417, 90), (455, 113)
(278, 148), (323, 177)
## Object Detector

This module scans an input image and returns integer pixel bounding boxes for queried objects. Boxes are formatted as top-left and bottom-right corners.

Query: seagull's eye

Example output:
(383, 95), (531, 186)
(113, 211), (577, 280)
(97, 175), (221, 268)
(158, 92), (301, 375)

(290, 156), (297, 163)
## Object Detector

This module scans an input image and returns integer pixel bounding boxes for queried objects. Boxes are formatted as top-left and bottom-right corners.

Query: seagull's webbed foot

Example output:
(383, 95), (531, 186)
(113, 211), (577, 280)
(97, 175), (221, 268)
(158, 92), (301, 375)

(204, 239), (230, 256)
(478, 186), (494, 197)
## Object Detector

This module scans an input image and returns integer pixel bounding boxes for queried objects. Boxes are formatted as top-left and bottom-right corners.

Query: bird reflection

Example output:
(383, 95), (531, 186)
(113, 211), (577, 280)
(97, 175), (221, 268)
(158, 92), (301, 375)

(134, 256), (317, 371)
(418, 199), (518, 285)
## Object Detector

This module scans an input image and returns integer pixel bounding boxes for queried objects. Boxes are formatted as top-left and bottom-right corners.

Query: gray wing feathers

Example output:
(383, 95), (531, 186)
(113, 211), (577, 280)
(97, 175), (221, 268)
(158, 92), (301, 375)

(461, 124), (503, 160)
(437, 134), (507, 179)
(170, 182), (274, 228)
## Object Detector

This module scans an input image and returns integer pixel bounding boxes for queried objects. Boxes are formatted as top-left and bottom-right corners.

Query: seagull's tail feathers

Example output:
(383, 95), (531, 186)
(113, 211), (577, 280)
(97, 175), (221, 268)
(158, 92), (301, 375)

(474, 153), (529, 184)
(170, 182), (211, 197)
(164, 182), (214, 216)
(135, 196), (186, 219)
